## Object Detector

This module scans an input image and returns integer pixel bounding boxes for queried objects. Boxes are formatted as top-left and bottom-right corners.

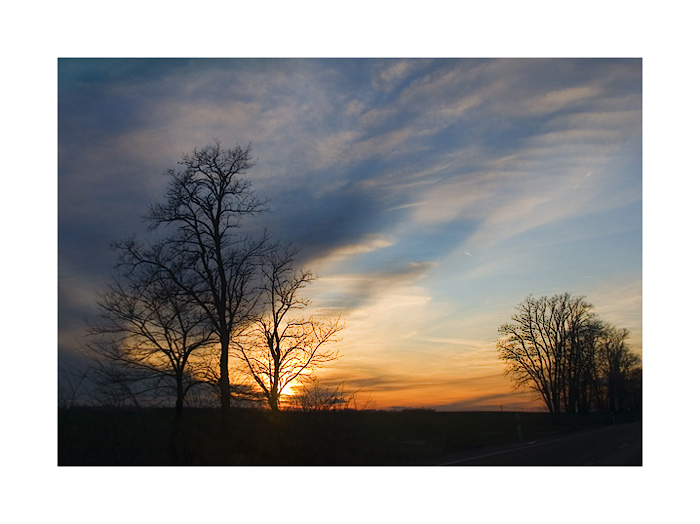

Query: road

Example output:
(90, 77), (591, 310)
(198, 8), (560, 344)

(432, 421), (642, 466)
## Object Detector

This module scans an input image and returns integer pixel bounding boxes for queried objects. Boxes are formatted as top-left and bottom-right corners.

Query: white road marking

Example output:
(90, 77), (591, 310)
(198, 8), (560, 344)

(439, 426), (615, 465)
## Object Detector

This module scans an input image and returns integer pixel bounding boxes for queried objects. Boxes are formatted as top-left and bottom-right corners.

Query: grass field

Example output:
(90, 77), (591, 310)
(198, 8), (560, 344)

(58, 407), (637, 466)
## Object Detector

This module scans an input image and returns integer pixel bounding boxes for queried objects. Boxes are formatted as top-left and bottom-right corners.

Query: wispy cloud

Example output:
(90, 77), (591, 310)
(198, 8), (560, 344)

(371, 59), (431, 93)
(306, 234), (394, 272)
(308, 260), (437, 314)
(526, 85), (602, 114)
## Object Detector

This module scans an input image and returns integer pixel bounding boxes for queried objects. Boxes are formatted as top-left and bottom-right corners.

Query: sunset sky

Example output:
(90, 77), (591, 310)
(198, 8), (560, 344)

(58, 58), (642, 410)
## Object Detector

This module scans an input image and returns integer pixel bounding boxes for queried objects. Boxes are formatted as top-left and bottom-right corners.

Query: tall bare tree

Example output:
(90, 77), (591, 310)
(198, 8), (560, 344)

(497, 293), (603, 414)
(119, 142), (268, 418)
(235, 246), (343, 411)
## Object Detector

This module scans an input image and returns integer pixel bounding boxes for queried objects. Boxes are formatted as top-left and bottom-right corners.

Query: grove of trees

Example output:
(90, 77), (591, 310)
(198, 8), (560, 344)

(86, 142), (343, 419)
(497, 293), (642, 415)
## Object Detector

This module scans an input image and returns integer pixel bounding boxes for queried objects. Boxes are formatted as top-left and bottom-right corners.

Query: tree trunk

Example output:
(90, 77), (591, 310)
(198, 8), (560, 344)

(175, 377), (184, 421)
(219, 332), (231, 418)
(268, 386), (279, 412)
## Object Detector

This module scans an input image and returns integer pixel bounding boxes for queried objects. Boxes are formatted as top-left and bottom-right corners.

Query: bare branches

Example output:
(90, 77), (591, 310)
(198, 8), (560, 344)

(113, 143), (270, 415)
(596, 325), (641, 413)
(235, 246), (343, 411)
(147, 142), (266, 235)
(58, 365), (91, 409)
(85, 143), (350, 418)
(497, 293), (640, 415)
(88, 248), (217, 418)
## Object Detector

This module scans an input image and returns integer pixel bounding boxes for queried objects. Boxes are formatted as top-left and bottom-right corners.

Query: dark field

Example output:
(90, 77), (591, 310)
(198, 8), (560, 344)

(58, 408), (639, 466)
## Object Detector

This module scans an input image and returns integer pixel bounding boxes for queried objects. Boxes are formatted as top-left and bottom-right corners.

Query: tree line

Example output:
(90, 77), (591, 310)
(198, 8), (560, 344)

(497, 293), (642, 415)
(80, 142), (344, 420)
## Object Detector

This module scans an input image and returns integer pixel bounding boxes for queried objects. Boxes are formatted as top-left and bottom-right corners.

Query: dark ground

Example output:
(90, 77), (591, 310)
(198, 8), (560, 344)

(58, 408), (641, 466)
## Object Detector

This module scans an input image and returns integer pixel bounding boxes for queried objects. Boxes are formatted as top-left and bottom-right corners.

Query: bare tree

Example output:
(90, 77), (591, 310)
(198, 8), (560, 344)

(119, 142), (268, 419)
(596, 325), (642, 413)
(497, 293), (603, 414)
(561, 300), (603, 414)
(289, 377), (375, 411)
(290, 377), (349, 411)
(235, 246), (343, 411)
(88, 259), (216, 420)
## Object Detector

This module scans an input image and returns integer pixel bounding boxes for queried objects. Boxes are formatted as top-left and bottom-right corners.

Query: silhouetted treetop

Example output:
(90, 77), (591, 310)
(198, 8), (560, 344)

(148, 142), (266, 234)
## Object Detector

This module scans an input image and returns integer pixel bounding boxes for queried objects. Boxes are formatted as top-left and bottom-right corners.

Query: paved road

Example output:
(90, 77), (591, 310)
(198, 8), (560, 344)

(433, 421), (642, 466)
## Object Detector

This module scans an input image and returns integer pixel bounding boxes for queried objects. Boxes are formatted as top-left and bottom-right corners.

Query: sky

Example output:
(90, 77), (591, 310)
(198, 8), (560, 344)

(58, 58), (642, 411)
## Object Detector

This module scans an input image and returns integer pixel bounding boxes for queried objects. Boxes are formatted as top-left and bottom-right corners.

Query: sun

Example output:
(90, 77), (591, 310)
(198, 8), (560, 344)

(277, 378), (308, 409)
(279, 379), (300, 398)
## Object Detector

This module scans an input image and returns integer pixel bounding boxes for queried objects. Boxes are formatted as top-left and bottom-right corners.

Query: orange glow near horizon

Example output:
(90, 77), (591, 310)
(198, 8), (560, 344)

(306, 355), (547, 412)
(365, 382), (545, 412)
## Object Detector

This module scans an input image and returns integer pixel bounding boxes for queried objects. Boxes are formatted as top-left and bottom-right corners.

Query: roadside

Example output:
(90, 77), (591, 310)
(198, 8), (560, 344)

(418, 421), (642, 466)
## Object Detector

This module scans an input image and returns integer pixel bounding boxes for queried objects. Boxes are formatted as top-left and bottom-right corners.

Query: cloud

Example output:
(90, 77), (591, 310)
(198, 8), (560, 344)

(586, 278), (643, 353)
(308, 260), (437, 313)
(404, 104), (640, 251)
(547, 109), (641, 134)
(306, 234), (394, 272)
(434, 391), (542, 412)
(353, 124), (434, 161)
(526, 85), (602, 114)
(371, 59), (430, 93)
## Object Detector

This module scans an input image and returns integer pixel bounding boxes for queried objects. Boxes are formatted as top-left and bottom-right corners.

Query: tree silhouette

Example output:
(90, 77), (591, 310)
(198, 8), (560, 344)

(497, 293), (640, 415)
(88, 257), (216, 419)
(596, 325), (641, 413)
(289, 377), (375, 411)
(235, 246), (343, 411)
(118, 142), (268, 419)
(290, 378), (349, 411)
